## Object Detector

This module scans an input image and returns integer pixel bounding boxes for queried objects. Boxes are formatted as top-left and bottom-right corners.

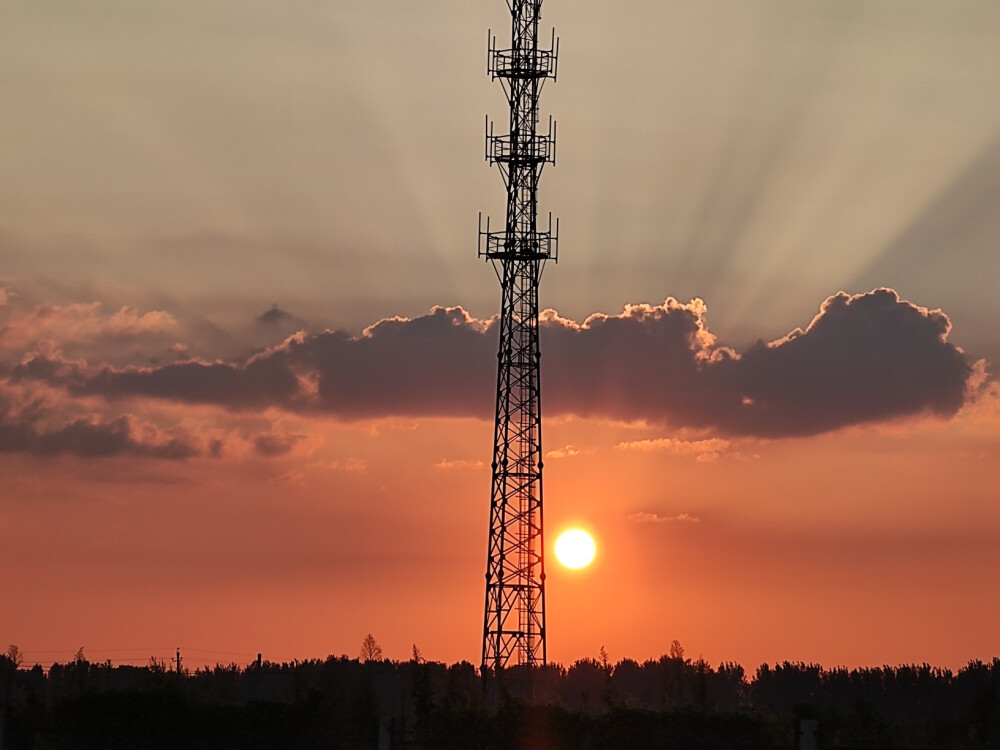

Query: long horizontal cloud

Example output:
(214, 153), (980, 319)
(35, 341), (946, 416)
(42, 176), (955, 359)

(8, 289), (976, 438)
(0, 394), (200, 459)
(0, 301), (176, 352)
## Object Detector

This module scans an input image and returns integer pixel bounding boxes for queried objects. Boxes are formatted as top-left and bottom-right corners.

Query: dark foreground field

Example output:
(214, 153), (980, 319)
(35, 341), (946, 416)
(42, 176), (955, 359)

(3, 653), (999, 748)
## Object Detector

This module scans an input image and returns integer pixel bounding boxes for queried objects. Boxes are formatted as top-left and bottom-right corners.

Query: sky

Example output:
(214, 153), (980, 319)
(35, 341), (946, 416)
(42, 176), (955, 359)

(2, 0), (999, 672)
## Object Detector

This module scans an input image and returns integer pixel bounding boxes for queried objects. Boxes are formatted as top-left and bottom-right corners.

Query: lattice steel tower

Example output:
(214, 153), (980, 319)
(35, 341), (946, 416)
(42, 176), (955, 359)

(478, 0), (559, 672)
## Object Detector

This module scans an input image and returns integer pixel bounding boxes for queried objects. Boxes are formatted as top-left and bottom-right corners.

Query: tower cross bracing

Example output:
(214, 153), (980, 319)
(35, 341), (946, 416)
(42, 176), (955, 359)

(478, 0), (559, 672)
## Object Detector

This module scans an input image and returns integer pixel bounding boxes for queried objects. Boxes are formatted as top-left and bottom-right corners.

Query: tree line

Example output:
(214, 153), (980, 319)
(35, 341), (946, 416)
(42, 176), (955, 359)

(2, 642), (1000, 748)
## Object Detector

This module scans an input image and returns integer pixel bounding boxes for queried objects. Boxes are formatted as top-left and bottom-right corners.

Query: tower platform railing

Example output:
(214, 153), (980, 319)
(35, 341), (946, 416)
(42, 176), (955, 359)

(485, 116), (557, 166)
(487, 30), (559, 81)
(478, 214), (559, 262)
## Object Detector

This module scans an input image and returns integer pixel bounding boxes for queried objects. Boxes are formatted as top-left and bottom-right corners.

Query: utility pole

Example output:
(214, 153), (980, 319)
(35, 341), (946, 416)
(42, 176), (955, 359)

(479, 0), (559, 674)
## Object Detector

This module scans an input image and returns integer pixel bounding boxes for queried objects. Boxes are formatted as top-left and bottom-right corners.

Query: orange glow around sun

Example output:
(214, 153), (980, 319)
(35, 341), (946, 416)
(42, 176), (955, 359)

(554, 529), (596, 569)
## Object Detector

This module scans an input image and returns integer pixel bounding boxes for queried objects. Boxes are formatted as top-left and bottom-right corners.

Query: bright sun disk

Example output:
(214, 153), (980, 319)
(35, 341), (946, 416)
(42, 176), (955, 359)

(554, 529), (596, 569)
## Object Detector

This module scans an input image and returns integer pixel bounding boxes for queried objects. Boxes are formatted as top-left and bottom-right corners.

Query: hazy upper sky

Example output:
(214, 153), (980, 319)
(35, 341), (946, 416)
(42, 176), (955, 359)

(2, 1), (999, 670)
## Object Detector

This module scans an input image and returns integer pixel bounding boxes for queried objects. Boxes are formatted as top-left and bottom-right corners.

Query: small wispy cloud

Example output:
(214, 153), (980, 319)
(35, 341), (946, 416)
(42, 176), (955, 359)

(252, 431), (307, 457)
(434, 458), (485, 470)
(617, 437), (730, 462)
(274, 470), (307, 485)
(330, 458), (367, 472)
(546, 444), (583, 459)
(627, 512), (702, 524)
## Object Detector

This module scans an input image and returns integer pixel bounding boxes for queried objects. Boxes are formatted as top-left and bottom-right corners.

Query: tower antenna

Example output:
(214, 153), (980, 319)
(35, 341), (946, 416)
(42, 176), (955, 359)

(478, 0), (559, 674)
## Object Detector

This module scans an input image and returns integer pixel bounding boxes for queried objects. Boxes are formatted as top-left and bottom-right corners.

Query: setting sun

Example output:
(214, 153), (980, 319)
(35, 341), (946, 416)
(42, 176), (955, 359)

(554, 529), (596, 569)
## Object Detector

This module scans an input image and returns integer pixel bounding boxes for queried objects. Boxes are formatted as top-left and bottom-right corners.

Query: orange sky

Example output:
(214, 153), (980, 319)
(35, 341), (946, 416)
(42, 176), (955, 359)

(4, 386), (998, 670)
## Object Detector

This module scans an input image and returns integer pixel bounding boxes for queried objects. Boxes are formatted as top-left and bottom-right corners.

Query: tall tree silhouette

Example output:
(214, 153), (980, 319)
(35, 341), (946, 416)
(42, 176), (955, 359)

(360, 634), (383, 663)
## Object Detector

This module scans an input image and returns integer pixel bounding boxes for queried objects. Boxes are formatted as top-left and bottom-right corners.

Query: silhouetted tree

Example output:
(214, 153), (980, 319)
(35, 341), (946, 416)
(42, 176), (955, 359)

(442, 661), (478, 712)
(659, 652), (691, 706)
(360, 634), (383, 663)
(610, 658), (647, 707)
(565, 659), (607, 712)
(752, 662), (822, 712)
(669, 639), (685, 661)
(598, 646), (613, 704)
(691, 658), (712, 709)
(709, 661), (747, 711)
(148, 656), (167, 673)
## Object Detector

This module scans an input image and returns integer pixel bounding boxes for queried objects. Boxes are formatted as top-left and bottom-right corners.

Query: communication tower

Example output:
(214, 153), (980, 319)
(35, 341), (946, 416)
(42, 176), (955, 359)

(478, 0), (559, 672)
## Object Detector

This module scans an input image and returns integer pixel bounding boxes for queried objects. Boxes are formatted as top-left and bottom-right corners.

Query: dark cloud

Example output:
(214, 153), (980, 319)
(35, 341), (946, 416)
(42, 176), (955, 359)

(0, 395), (200, 460)
(7, 291), (977, 438)
(257, 303), (298, 325)
(541, 289), (973, 436)
(705, 290), (970, 436)
(16, 307), (495, 417)
(524, 289), (969, 437)
(253, 432), (305, 457)
(78, 355), (305, 411)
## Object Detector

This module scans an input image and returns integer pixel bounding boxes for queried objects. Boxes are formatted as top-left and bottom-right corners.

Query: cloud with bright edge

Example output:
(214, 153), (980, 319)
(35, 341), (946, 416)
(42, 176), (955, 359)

(627, 512), (702, 524)
(617, 437), (731, 463)
(546, 445), (584, 459)
(0, 288), (984, 459)
(434, 459), (485, 470)
(0, 302), (176, 352)
(0, 387), (199, 459)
